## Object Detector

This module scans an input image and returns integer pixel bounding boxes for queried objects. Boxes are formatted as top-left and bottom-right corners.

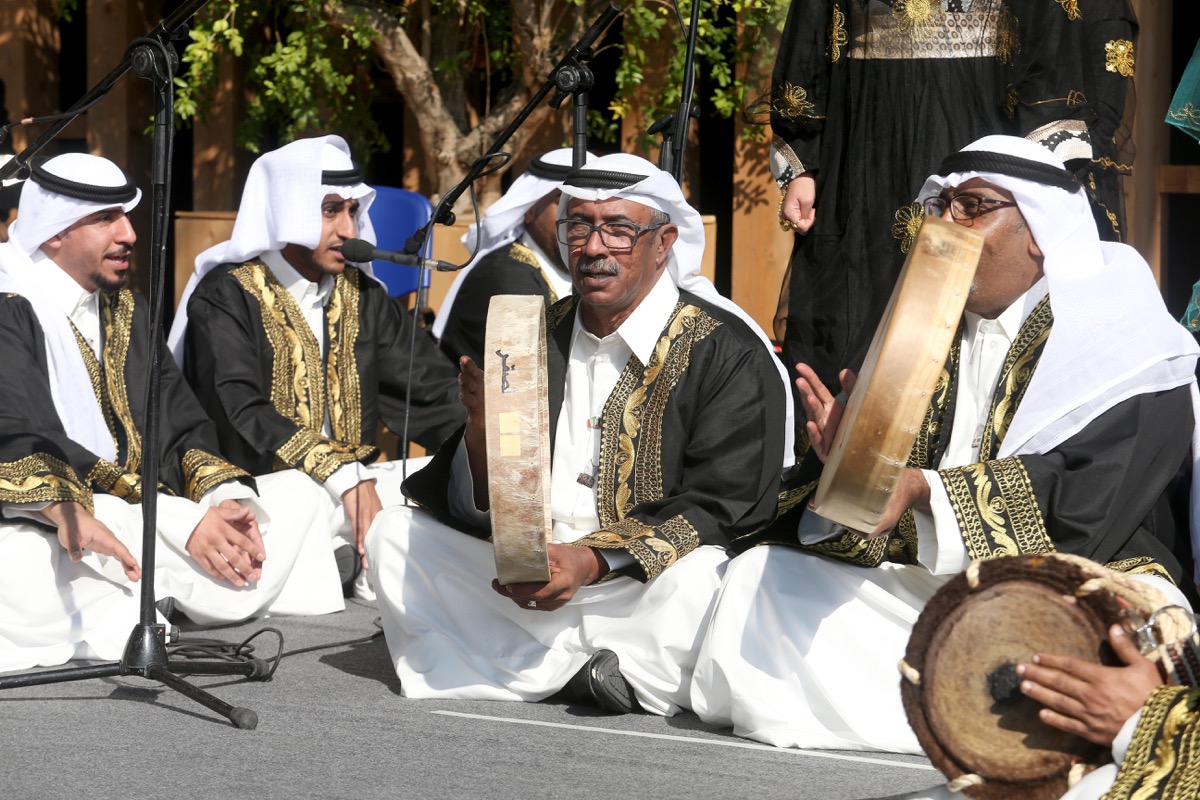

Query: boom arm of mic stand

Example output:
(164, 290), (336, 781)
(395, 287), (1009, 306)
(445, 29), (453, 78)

(0, 0), (211, 184)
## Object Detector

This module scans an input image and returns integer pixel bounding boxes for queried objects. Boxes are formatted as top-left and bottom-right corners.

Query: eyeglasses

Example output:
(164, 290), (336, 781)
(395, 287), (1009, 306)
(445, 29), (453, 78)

(923, 194), (1018, 221)
(556, 218), (667, 250)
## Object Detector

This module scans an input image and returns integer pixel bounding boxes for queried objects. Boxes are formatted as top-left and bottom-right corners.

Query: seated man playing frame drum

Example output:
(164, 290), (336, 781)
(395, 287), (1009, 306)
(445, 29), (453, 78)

(365, 153), (793, 715)
(689, 135), (1200, 753)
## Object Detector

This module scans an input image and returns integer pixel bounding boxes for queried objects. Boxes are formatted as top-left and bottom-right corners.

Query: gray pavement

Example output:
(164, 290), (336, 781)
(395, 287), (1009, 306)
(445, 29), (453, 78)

(0, 601), (940, 799)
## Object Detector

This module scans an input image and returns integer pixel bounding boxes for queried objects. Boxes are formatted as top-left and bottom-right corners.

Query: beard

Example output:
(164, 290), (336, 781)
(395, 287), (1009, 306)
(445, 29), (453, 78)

(92, 247), (131, 291)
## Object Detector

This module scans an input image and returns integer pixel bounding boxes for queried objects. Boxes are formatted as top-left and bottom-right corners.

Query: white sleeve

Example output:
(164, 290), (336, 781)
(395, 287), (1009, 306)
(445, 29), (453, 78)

(914, 469), (971, 576)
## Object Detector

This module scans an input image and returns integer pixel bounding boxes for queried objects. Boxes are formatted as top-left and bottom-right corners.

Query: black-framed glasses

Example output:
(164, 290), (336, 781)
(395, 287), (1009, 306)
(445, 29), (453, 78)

(923, 194), (1018, 221)
(556, 218), (667, 250)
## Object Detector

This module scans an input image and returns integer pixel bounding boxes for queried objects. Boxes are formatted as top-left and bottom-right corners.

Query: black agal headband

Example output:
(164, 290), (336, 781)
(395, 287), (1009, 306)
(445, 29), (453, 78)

(526, 154), (573, 181)
(563, 169), (649, 191)
(320, 166), (364, 186)
(31, 159), (138, 204)
(937, 151), (1079, 192)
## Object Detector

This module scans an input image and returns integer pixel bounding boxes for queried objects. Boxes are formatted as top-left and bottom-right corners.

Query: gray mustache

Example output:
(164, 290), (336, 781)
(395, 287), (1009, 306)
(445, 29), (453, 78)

(577, 259), (619, 276)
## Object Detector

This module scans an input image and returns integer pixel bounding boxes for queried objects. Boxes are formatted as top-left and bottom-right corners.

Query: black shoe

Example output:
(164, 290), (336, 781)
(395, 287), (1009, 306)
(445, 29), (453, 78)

(560, 649), (638, 714)
(335, 544), (363, 597)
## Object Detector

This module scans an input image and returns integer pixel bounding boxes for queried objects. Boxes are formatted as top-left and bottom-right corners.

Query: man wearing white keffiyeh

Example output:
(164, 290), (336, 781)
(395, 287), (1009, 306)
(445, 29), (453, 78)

(689, 136), (1200, 768)
(168, 136), (462, 599)
(0, 154), (347, 672)
(366, 153), (790, 715)
(433, 148), (592, 366)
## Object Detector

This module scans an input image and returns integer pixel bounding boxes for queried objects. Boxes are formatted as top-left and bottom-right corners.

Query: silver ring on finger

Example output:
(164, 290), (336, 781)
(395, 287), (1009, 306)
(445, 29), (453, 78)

(526, 600), (537, 608)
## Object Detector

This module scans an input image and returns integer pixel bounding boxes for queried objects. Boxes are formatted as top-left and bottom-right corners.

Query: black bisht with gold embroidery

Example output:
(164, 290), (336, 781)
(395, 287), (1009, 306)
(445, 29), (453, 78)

(0, 290), (251, 513)
(771, 0), (1136, 435)
(744, 298), (1194, 589)
(183, 261), (463, 483)
(403, 291), (786, 583)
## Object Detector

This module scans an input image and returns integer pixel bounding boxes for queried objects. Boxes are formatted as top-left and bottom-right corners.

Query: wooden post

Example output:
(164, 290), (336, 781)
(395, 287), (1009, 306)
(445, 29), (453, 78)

(0, 1), (64, 153)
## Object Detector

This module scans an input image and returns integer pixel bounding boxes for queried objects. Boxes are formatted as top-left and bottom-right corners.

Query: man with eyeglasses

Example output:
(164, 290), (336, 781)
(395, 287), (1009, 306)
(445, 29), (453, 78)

(691, 136), (1199, 767)
(365, 153), (793, 715)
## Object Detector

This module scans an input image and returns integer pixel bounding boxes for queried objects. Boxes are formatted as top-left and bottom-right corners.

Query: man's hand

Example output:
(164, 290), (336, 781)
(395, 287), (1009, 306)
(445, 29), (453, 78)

(795, 363), (856, 462)
(186, 501), (266, 587)
(44, 501), (141, 582)
(1017, 624), (1164, 746)
(342, 479), (382, 570)
(851, 468), (930, 540)
(780, 173), (817, 234)
(490, 544), (609, 612)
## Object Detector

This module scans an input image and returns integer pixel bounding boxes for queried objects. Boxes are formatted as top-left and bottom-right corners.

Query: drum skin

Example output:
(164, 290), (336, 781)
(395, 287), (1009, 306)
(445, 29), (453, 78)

(484, 295), (552, 585)
(901, 554), (1169, 799)
(811, 217), (982, 533)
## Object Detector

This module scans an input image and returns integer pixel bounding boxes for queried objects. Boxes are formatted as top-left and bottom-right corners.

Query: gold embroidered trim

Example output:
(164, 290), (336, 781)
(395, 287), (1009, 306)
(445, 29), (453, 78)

(231, 261), (326, 435)
(891, 201), (924, 254)
(984, 296), (1052, 457)
(778, 481), (818, 517)
(0, 453), (91, 511)
(1104, 556), (1174, 584)
(181, 449), (248, 502)
(1103, 686), (1200, 799)
(70, 324), (120, 452)
(942, 457), (1053, 560)
(510, 242), (561, 305)
(580, 515), (702, 581)
(829, 4), (847, 63)
(808, 531), (890, 566)
(546, 295), (576, 335)
(276, 428), (376, 483)
(1056, 0), (1080, 21)
(770, 136), (805, 178)
(86, 459), (144, 504)
(1092, 156), (1133, 172)
(773, 82), (821, 121)
(1169, 102), (1200, 127)
(326, 269), (364, 444)
(1105, 39), (1135, 78)
(102, 291), (141, 472)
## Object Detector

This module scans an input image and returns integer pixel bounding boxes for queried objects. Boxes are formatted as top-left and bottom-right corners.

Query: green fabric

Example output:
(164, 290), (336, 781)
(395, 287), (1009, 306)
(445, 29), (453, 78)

(1167, 39), (1200, 143)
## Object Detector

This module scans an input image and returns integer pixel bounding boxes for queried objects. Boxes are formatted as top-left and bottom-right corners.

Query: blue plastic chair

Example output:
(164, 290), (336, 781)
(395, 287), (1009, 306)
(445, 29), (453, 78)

(366, 184), (434, 298)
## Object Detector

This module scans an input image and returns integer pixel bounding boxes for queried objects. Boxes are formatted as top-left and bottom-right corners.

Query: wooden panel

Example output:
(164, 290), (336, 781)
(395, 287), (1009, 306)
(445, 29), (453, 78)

(1159, 165), (1200, 194)
(172, 211), (236, 310)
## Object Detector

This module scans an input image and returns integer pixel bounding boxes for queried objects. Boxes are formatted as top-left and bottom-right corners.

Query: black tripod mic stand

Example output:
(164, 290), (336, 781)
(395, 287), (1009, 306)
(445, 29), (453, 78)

(0, 1), (270, 730)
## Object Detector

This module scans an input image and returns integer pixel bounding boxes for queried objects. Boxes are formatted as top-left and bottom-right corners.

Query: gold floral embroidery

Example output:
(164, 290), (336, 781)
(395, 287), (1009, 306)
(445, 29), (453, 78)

(546, 295), (576, 334)
(942, 457), (1053, 560)
(182, 449), (248, 502)
(0, 454), (91, 510)
(829, 4), (847, 63)
(326, 269), (363, 444)
(773, 82), (819, 121)
(232, 261), (326, 433)
(101, 291), (141, 473)
(994, 5), (1018, 66)
(1105, 39), (1135, 78)
(808, 531), (890, 566)
(1056, 0), (1080, 21)
(892, 0), (944, 39)
(891, 201), (925, 254)
(1168, 102), (1200, 127)
(984, 296), (1052, 457)
(87, 460), (144, 504)
(275, 429), (375, 483)
(579, 516), (701, 580)
(1105, 556), (1173, 583)
(1067, 89), (1086, 106)
(1103, 686), (1200, 799)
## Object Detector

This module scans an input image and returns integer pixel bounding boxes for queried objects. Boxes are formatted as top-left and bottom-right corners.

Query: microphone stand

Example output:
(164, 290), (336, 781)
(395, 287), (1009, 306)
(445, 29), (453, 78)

(395, 3), (618, 465)
(0, 0), (269, 730)
(655, 0), (703, 183)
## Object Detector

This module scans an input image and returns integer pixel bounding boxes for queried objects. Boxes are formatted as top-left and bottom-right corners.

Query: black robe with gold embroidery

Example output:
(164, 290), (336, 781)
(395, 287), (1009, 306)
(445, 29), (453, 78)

(0, 290), (250, 513)
(404, 290), (787, 583)
(748, 296), (1194, 587)
(183, 261), (463, 484)
(438, 242), (562, 368)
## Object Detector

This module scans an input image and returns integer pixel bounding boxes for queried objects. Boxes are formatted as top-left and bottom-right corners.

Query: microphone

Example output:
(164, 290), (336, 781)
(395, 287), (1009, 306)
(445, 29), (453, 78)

(340, 238), (461, 272)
